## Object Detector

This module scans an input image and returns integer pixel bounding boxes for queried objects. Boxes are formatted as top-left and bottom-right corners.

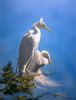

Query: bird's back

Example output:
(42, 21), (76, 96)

(17, 30), (41, 75)
(18, 34), (33, 64)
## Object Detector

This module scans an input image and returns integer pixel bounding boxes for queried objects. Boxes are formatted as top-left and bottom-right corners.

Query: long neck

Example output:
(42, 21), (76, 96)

(32, 25), (40, 33)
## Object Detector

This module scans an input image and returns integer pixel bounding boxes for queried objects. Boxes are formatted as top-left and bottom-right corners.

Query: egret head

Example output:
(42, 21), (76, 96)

(33, 18), (52, 31)
(41, 50), (52, 64)
(39, 18), (52, 31)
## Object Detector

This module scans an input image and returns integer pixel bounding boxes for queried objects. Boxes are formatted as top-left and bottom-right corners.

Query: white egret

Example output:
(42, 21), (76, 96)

(22, 50), (57, 86)
(17, 18), (52, 76)
(23, 50), (52, 73)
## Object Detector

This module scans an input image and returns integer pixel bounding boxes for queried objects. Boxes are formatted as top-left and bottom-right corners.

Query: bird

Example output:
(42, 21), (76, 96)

(23, 50), (52, 74)
(22, 50), (57, 87)
(17, 18), (52, 76)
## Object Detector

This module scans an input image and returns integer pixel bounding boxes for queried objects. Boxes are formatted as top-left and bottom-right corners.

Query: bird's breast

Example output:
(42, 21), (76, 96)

(33, 32), (41, 45)
(42, 57), (49, 65)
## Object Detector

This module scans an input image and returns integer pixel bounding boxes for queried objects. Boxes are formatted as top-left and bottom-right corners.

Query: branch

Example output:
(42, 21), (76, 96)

(33, 91), (64, 100)
(33, 72), (57, 77)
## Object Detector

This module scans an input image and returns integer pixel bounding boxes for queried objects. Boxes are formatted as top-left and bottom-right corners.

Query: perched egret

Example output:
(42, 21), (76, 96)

(23, 50), (52, 74)
(22, 50), (57, 86)
(17, 18), (52, 76)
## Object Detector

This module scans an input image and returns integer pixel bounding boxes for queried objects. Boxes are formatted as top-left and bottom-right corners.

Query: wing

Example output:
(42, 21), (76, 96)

(17, 32), (37, 72)
(27, 51), (44, 73)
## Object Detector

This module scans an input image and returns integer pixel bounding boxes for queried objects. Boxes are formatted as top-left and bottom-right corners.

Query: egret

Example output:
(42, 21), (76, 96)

(23, 50), (52, 74)
(22, 50), (57, 86)
(17, 18), (52, 76)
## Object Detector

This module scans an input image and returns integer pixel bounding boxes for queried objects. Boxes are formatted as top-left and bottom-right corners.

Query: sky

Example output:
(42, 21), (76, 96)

(0, 0), (76, 99)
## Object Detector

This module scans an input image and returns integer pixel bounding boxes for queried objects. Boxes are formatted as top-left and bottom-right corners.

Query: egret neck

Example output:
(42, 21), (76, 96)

(32, 25), (41, 34)
(32, 25), (41, 51)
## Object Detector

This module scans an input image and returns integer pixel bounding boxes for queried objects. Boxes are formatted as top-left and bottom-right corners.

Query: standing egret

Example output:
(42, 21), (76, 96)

(17, 18), (52, 76)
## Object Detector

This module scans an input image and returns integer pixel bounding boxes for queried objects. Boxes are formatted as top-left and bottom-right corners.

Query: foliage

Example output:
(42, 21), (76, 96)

(0, 62), (36, 96)
(0, 62), (65, 100)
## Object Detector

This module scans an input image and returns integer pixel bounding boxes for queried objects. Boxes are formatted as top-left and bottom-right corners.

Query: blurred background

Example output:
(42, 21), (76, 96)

(0, 0), (76, 99)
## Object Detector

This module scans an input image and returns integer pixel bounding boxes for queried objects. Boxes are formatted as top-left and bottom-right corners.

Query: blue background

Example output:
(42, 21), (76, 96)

(0, 0), (76, 99)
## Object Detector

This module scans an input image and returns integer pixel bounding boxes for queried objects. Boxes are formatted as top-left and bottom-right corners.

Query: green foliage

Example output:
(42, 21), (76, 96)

(2, 62), (13, 73)
(0, 62), (65, 100)
(0, 62), (36, 95)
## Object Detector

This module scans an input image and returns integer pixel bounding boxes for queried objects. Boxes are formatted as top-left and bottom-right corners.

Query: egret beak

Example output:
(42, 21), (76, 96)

(44, 25), (52, 32)
(42, 23), (52, 32)
(49, 59), (52, 64)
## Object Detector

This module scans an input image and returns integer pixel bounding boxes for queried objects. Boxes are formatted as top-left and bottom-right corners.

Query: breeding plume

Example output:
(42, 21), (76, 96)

(17, 18), (51, 75)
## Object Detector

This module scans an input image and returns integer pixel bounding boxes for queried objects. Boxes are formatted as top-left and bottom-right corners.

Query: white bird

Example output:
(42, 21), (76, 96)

(22, 50), (57, 86)
(23, 50), (52, 74)
(17, 18), (52, 76)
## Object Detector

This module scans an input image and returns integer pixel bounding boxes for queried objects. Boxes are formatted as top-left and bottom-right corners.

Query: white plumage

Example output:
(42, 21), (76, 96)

(22, 50), (57, 86)
(16, 18), (58, 87)
(17, 18), (51, 76)
(23, 50), (52, 73)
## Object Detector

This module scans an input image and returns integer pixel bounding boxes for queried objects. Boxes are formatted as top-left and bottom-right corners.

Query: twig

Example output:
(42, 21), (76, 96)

(33, 72), (57, 77)
(33, 91), (64, 100)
